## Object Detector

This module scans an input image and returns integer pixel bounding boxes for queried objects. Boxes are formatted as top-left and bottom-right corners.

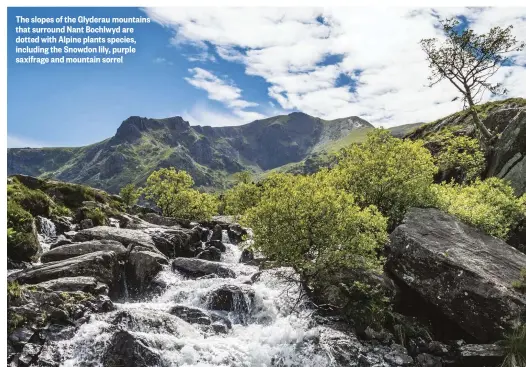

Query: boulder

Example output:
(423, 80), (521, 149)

(41, 240), (126, 263)
(240, 248), (254, 263)
(35, 276), (109, 295)
(8, 251), (121, 294)
(146, 227), (202, 258)
(141, 213), (183, 227)
(50, 235), (72, 249)
(79, 218), (94, 230)
(52, 216), (74, 235)
(387, 208), (526, 343)
(169, 305), (212, 325)
(102, 330), (161, 367)
(196, 247), (222, 262)
(227, 224), (247, 244)
(458, 344), (505, 367)
(210, 224), (222, 241)
(8, 218), (41, 263)
(171, 258), (236, 278)
(73, 226), (161, 254)
(206, 240), (226, 252)
(126, 248), (168, 295)
(206, 284), (254, 316)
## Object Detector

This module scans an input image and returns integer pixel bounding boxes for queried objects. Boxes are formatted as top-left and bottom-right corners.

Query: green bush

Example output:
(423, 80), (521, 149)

(222, 182), (262, 216)
(432, 178), (525, 239)
(243, 172), (387, 285)
(7, 200), (39, 262)
(119, 183), (141, 208)
(7, 179), (53, 217)
(143, 168), (219, 221)
(424, 128), (485, 183)
(329, 129), (437, 227)
(84, 207), (108, 226)
(500, 324), (526, 367)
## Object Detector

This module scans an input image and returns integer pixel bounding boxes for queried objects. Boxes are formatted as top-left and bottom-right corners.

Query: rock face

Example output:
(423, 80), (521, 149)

(171, 258), (236, 278)
(102, 330), (161, 367)
(387, 208), (526, 343)
(35, 276), (109, 295)
(486, 108), (526, 196)
(73, 226), (158, 252)
(41, 240), (126, 263)
(8, 251), (121, 294)
(126, 248), (168, 295)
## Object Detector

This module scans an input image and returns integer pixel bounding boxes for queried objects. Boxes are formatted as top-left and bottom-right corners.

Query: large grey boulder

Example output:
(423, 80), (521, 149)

(387, 208), (526, 343)
(171, 258), (235, 278)
(126, 248), (168, 295)
(35, 276), (109, 295)
(41, 240), (126, 263)
(73, 226), (161, 254)
(102, 330), (161, 367)
(8, 251), (121, 293)
(144, 227), (202, 258)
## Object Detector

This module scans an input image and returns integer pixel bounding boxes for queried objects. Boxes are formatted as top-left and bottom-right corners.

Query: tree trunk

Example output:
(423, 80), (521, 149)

(465, 93), (494, 141)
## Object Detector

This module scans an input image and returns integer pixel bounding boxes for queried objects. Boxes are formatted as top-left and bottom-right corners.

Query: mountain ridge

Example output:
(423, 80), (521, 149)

(8, 112), (373, 193)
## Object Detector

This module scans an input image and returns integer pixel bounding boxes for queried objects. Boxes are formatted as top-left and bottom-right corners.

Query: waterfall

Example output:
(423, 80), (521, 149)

(37, 226), (344, 366)
(36, 216), (57, 253)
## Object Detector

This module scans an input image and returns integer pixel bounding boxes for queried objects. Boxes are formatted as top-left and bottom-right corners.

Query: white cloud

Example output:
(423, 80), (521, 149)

(146, 7), (526, 126)
(153, 57), (173, 65)
(182, 102), (261, 127)
(184, 67), (265, 121)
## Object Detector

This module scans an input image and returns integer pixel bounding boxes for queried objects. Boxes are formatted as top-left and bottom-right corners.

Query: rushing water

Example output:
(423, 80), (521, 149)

(36, 216), (57, 253)
(44, 230), (344, 366)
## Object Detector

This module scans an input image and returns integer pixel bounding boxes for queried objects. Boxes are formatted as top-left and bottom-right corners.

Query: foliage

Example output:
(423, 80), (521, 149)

(329, 129), (437, 227)
(7, 281), (22, 303)
(420, 18), (525, 141)
(432, 178), (525, 239)
(423, 128), (485, 183)
(143, 167), (219, 221)
(243, 172), (387, 286)
(7, 199), (39, 261)
(7, 179), (53, 217)
(222, 182), (262, 216)
(500, 324), (526, 367)
(512, 269), (526, 293)
(232, 171), (253, 185)
(83, 207), (108, 226)
(119, 183), (141, 207)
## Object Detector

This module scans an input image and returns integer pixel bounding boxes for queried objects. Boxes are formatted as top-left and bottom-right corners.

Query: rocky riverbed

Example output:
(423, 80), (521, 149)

(7, 200), (526, 366)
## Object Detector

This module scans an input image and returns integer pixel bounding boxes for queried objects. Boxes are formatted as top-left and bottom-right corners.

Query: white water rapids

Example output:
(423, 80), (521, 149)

(46, 230), (345, 366)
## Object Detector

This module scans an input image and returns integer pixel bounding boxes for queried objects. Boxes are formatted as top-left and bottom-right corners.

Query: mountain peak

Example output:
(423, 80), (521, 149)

(113, 116), (190, 143)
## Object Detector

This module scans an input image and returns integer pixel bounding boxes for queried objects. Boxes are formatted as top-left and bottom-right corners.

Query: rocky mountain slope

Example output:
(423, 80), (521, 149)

(8, 113), (372, 193)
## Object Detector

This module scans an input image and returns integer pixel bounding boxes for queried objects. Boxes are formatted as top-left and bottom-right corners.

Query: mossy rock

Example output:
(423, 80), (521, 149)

(7, 201), (41, 262)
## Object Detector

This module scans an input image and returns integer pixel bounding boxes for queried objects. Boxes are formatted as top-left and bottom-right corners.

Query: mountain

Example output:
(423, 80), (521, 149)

(8, 112), (372, 193)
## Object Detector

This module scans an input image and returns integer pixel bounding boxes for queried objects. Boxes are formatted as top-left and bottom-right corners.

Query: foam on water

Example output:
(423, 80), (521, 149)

(52, 230), (337, 366)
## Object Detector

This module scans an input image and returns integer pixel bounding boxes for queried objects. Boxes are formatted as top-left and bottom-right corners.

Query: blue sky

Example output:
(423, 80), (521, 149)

(8, 7), (526, 148)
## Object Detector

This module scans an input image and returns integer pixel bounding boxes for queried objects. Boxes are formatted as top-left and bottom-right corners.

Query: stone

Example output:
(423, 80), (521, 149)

(240, 248), (254, 263)
(196, 247), (222, 262)
(126, 248), (168, 296)
(227, 224), (247, 244)
(35, 276), (109, 295)
(172, 257), (236, 278)
(206, 240), (226, 252)
(79, 218), (94, 230)
(41, 240), (126, 263)
(169, 305), (212, 325)
(146, 227), (202, 258)
(8, 251), (121, 294)
(387, 208), (526, 343)
(207, 284), (254, 314)
(50, 235), (72, 249)
(415, 353), (442, 367)
(102, 330), (161, 367)
(458, 344), (505, 367)
(210, 224), (222, 241)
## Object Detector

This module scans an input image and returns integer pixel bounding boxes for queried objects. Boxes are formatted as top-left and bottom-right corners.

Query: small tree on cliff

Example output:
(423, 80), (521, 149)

(420, 18), (525, 142)
(119, 183), (141, 208)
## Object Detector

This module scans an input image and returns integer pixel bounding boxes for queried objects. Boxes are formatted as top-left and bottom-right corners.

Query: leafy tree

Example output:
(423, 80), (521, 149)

(420, 18), (525, 142)
(423, 128), (485, 183)
(232, 171), (253, 185)
(222, 182), (262, 216)
(243, 172), (387, 287)
(329, 129), (437, 227)
(432, 177), (525, 239)
(143, 167), (219, 220)
(119, 183), (141, 208)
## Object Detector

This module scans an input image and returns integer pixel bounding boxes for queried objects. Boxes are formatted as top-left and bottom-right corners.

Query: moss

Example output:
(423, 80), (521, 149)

(7, 200), (40, 262)
(7, 312), (26, 333)
(7, 281), (22, 304)
(7, 178), (53, 217)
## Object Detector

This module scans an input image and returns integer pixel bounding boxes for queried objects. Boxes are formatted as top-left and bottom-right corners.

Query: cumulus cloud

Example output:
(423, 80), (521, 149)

(8, 134), (50, 148)
(185, 67), (265, 121)
(145, 7), (526, 126)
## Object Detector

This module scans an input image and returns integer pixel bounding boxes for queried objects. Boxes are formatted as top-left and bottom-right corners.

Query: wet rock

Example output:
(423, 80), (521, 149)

(458, 344), (505, 367)
(8, 328), (34, 347)
(50, 235), (72, 249)
(18, 342), (42, 365)
(52, 216), (74, 235)
(172, 257), (236, 278)
(207, 284), (254, 315)
(35, 276), (109, 295)
(126, 248), (168, 295)
(79, 218), (94, 230)
(210, 224), (222, 241)
(103, 330), (161, 367)
(211, 322), (228, 334)
(206, 240), (226, 252)
(8, 218), (41, 263)
(387, 208), (526, 342)
(227, 224), (247, 244)
(196, 247), (222, 262)
(141, 213), (182, 227)
(8, 251), (121, 294)
(169, 305), (211, 325)
(415, 353), (442, 367)
(41, 240), (126, 263)
(63, 231), (76, 239)
(147, 227), (202, 258)
(240, 248), (254, 263)
(383, 344), (414, 366)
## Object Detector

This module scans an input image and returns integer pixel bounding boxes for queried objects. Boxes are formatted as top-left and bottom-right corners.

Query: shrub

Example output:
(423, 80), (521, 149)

(7, 179), (53, 217)
(329, 129), (437, 227)
(424, 128), (485, 183)
(432, 178), (525, 239)
(143, 168), (219, 220)
(222, 182), (262, 216)
(119, 183), (141, 208)
(243, 172), (388, 286)
(500, 324), (526, 367)
(84, 207), (108, 226)
(7, 200), (40, 262)
(512, 268), (526, 293)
